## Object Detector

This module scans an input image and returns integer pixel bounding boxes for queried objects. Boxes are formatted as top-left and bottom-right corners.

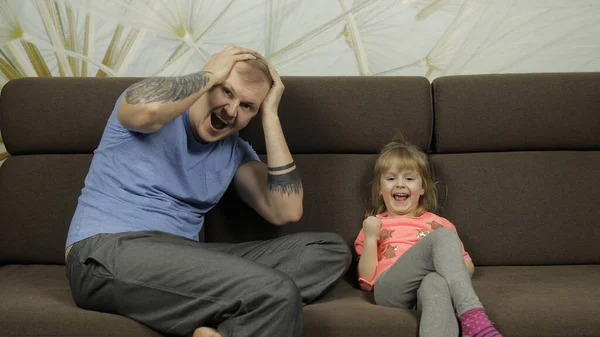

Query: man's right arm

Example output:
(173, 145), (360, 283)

(118, 71), (216, 133)
(117, 45), (258, 133)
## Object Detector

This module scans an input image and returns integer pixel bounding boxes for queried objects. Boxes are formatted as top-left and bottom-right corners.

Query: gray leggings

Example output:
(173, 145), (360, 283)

(66, 230), (351, 337)
(373, 227), (482, 337)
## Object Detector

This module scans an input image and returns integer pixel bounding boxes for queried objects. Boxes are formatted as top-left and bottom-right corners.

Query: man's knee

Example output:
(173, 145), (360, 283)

(329, 233), (352, 270)
(265, 272), (302, 311)
(304, 232), (352, 271)
(235, 268), (302, 319)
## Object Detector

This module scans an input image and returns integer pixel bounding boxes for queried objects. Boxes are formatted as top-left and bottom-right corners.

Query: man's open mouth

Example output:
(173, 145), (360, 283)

(210, 112), (230, 130)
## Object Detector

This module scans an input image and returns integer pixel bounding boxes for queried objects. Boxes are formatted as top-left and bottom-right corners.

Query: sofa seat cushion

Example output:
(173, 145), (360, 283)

(305, 274), (420, 337)
(0, 265), (162, 337)
(0, 264), (420, 337)
(304, 265), (600, 337)
(471, 265), (600, 337)
(2, 264), (598, 337)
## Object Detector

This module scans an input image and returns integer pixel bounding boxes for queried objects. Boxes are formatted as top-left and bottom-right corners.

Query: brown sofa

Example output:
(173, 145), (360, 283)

(1, 73), (599, 337)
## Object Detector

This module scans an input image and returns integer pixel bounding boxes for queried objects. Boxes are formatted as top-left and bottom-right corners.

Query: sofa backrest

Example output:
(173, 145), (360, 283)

(431, 73), (600, 266)
(0, 78), (137, 265)
(1, 74), (598, 268)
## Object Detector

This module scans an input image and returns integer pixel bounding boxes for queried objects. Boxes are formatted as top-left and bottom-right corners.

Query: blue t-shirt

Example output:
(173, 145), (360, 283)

(65, 93), (259, 248)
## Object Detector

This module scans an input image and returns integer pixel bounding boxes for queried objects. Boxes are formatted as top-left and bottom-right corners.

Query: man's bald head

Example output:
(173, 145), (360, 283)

(237, 52), (273, 86)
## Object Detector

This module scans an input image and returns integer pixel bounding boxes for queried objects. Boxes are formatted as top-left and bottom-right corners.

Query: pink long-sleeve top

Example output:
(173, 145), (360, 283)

(354, 212), (472, 291)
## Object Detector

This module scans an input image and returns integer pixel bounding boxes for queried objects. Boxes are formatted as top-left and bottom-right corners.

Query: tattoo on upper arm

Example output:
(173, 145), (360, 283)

(268, 161), (296, 172)
(125, 71), (212, 104)
(268, 170), (303, 195)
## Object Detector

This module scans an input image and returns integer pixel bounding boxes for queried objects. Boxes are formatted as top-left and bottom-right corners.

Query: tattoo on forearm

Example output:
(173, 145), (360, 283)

(268, 170), (303, 196)
(125, 71), (212, 104)
(268, 162), (295, 172)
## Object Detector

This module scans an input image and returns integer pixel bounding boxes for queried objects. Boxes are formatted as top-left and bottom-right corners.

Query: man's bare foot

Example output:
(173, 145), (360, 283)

(193, 327), (221, 337)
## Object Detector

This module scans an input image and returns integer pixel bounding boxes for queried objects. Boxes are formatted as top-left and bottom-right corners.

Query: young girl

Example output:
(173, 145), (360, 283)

(355, 136), (503, 337)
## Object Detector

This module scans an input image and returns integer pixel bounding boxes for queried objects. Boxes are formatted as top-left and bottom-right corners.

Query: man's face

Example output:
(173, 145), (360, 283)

(190, 62), (270, 143)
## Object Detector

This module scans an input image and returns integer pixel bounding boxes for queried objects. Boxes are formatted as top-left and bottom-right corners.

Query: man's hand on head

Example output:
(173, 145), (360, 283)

(260, 63), (285, 118)
(202, 45), (258, 85)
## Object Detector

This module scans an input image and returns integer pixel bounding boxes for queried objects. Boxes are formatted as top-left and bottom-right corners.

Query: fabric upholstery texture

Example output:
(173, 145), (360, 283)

(1, 74), (598, 337)
(432, 73), (600, 153)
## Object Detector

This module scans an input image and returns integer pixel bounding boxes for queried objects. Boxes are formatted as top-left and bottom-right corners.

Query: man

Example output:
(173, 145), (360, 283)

(64, 45), (351, 337)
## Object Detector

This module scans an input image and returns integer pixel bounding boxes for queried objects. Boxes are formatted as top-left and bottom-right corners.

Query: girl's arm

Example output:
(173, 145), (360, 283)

(357, 216), (381, 282)
(357, 236), (379, 282)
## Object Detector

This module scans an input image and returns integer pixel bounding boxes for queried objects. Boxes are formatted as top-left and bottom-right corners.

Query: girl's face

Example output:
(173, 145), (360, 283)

(379, 162), (424, 217)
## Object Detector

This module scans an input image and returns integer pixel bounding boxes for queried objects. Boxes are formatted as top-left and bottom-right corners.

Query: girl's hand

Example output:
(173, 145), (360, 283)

(363, 216), (382, 239)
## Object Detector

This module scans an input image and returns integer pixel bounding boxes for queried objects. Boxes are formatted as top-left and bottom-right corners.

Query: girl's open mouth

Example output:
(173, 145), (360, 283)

(393, 193), (409, 202)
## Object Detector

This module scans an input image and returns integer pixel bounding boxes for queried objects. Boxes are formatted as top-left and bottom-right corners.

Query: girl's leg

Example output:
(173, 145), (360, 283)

(417, 229), (502, 337)
(374, 227), (502, 337)
(374, 227), (480, 313)
(417, 272), (459, 337)
(420, 227), (481, 315)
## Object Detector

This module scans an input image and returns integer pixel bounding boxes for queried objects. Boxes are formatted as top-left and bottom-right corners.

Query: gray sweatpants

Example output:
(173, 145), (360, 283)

(66, 230), (351, 337)
(373, 227), (482, 337)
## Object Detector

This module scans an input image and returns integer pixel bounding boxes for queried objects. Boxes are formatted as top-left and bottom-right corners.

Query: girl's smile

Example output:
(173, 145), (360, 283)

(380, 163), (424, 217)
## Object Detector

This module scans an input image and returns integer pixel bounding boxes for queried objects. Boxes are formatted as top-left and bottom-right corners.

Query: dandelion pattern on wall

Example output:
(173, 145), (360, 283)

(0, 0), (599, 161)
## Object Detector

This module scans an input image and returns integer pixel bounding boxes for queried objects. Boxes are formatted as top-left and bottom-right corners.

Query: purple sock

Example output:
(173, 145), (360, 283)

(460, 308), (503, 337)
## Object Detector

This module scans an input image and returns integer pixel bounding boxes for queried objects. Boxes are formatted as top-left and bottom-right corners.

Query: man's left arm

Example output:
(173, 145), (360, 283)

(232, 64), (303, 225)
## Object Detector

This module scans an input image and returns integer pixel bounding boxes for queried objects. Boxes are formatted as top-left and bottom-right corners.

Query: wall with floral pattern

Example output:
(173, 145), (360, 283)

(1, 0), (599, 161)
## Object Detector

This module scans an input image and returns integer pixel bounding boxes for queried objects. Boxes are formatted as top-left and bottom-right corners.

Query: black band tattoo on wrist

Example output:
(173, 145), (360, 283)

(268, 170), (303, 196)
(268, 162), (295, 172)
(125, 71), (212, 104)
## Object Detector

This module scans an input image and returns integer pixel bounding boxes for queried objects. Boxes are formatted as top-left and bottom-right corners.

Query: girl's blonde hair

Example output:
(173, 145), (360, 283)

(365, 135), (438, 217)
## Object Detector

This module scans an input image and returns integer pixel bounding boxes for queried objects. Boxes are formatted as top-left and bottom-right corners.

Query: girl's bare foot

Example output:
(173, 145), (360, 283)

(193, 327), (221, 337)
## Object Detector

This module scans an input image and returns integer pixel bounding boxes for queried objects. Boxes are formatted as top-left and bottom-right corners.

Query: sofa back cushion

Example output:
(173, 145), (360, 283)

(0, 154), (92, 264)
(0, 77), (138, 155)
(205, 76), (433, 247)
(433, 73), (600, 153)
(0, 78), (137, 264)
(431, 73), (600, 266)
